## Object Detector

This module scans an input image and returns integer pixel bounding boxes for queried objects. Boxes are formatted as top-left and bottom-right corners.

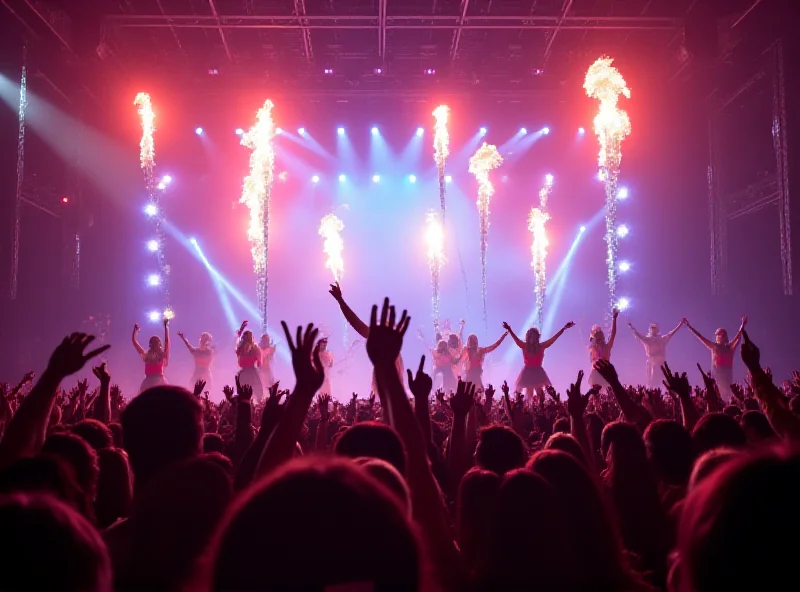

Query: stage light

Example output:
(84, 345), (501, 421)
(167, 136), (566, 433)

(148, 311), (161, 322)
(189, 237), (198, 245)
(409, 174), (417, 183)
(520, 127), (527, 135)
(416, 127), (424, 137)
(338, 174), (346, 182)
(337, 127), (345, 135)
(619, 260), (631, 272)
(617, 225), (629, 238)
(542, 127), (550, 135)
(276, 127), (283, 135)
(424, 68), (435, 75)
(311, 175), (320, 183)
(161, 175), (172, 185)
(371, 126), (379, 135)
(578, 127), (586, 135)
(144, 203), (158, 217)
(545, 173), (554, 185)
(235, 128), (244, 136)
(298, 127), (306, 135)
(616, 297), (631, 311)
(580, 225), (587, 232)
(374, 68), (382, 75)
(157, 182), (166, 190)
(480, 127), (487, 135)
(147, 274), (161, 287)
(61, 196), (69, 204)
(445, 175), (452, 183)
(146, 239), (159, 252)
(195, 127), (204, 135)
(372, 174), (380, 183)
(324, 68), (334, 74)
(618, 187), (629, 200)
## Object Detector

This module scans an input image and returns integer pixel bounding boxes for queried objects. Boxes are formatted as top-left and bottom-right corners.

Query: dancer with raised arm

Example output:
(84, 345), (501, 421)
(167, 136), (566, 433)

(318, 337), (335, 397)
(461, 330), (508, 391)
(177, 331), (214, 392)
(236, 320), (263, 403)
(685, 315), (747, 402)
(328, 282), (405, 389)
(258, 334), (277, 390)
(628, 319), (684, 387)
(588, 309), (618, 388)
(432, 340), (458, 393)
(503, 320), (575, 400)
(132, 318), (170, 393)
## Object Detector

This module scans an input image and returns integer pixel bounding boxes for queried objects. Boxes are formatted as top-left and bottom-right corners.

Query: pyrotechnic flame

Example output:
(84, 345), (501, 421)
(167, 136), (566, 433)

(318, 213), (345, 282)
(469, 143), (503, 328)
(425, 210), (445, 327)
(239, 99), (276, 332)
(433, 105), (450, 218)
(530, 174), (553, 329)
(163, 307), (175, 321)
(584, 56), (631, 313)
(134, 93), (155, 174)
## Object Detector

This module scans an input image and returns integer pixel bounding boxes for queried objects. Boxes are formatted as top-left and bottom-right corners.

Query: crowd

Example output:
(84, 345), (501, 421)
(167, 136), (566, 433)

(0, 296), (799, 591)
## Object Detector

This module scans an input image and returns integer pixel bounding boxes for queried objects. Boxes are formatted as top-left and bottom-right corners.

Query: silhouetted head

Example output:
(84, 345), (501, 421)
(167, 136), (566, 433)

(41, 433), (99, 501)
(644, 419), (695, 487)
(0, 456), (84, 513)
(525, 328), (541, 348)
(334, 421), (407, 475)
(715, 328), (729, 345)
(475, 424), (526, 476)
(740, 410), (776, 444)
(692, 412), (747, 454)
(352, 457), (411, 515)
(688, 447), (738, 491)
(544, 432), (587, 465)
(95, 447), (132, 529)
(466, 333), (479, 349)
(211, 457), (422, 590)
(71, 419), (113, 451)
(456, 468), (500, 578)
(203, 433), (226, 455)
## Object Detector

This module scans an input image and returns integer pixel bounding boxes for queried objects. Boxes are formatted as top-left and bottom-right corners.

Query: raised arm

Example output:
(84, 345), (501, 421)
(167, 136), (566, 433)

(541, 321), (575, 349)
(664, 319), (685, 342)
(131, 324), (145, 357)
(163, 318), (170, 364)
(685, 320), (715, 350)
(729, 315), (748, 350)
(480, 331), (508, 355)
(177, 331), (197, 354)
(606, 310), (619, 350)
(628, 322), (645, 344)
(329, 282), (369, 339)
(501, 322), (526, 349)
(457, 319), (466, 344)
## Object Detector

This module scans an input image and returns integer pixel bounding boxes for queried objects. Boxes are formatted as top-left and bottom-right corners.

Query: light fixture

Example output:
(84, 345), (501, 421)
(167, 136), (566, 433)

(409, 174), (417, 183)
(144, 204), (158, 217)
(195, 127), (204, 135)
(617, 187), (629, 200)
(147, 274), (161, 287)
(416, 127), (424, 137)
(338, 174), (346, 182)
(297, 127), (306, 135)
(372, 174), (380, 183)
(311, 175), (320, 183)
(147, 239), (159, 252)
(520, 127), (527, 135)
(371, 126), (379, 135)
(337, 127), (345, 135)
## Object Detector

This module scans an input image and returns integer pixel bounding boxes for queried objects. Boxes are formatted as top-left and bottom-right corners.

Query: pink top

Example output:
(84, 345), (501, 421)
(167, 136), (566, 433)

(589, 343), (611, 364)
(523, 348), (545, 367)
(713, 345), (735, 368)
(144, 359), (165, 376)
(464, 348), (485, 372)
(238, 352), (260, 369)
(193, 349), (213, 368)
(433, 350), (454, 370)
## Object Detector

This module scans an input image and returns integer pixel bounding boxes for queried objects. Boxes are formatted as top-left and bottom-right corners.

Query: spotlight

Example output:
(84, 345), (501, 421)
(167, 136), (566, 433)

(61, 196), (70, 204)
(520, 127), (527, 135)
(189, 237), (198, 245)
(324, 68), (334, 74)
(545, 174), (554, 185)
(578, 127), (586, 135)
(617, 187), (629, 200)
(480, 127), (487, 135)
(372, 174), (380, 183)
(162, 175), (172, 184)
(338, 174), (346, 182)
(275, 128), (283, 135)
(298, 127), (306, 135)
(580, 225), (587, 232)
(374, 67), (383, 75)
(409, 174), (417, 183)
(147, 274), (161, 287)
(195, 127), (204, 135)
(616, 225), (629, 238)
(371, 127), (379, 135)
(337, 127), (345, 135)
(147, 239), (159, 252)
(424, 68), (436, 75)
(616, 297), (631, 311)
(619, 261), (631, 272)
(235, 128), (244, 136)
(542, 127), (550, 135)
(148, 311), (161, 322)
(157, 182), (166, 190)
(311, 175), (320, 183)
(144, 203), (158, 217)
(416, 127), (424, 137)
(445, 175), (452, 183)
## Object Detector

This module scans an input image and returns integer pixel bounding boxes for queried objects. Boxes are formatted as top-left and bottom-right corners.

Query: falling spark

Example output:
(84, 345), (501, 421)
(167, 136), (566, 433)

(432, 105), (450, 219)
(239, 99), (276, 333)
(469, 142), (503, 330)
(134, 93), (155, 177)
(425, 210), (445, 329)
(318, 213), (345, 282)
(584, 56), (631, 313)
(531, 175), (554, 329)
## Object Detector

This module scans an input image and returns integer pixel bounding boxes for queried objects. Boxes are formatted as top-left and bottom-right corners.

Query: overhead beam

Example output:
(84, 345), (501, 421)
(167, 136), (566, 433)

(208, 0), (233, 62)
(540, 0), (573, 69)
(378, 0), (387, 58)
(21, 0), (73, 52)
(293, 0), (313, 63)
(155, 0), (184, 56)
(450, 0), (470, 62)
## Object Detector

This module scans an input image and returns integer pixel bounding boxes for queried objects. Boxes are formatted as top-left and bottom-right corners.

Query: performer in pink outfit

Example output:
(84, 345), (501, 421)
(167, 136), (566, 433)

(432, 340), (458, 393)
(177, 331), (214, 391)
(460, 331), (508, 391)
(588, 310), (618, 388)
(628, 319), (684, 387)
(318, 337), (335, 397)
(132, 318), (170, 393)
(258, 334), (277, 390)
(236, 320), (263, 402)
(685, 316), (747, 402)
(504, 320), (575, 399)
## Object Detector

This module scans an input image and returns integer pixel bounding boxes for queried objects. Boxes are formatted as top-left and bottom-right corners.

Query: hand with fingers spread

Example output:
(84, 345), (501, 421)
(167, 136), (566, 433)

(449, 380), (476, 417)
(223, 385), (234, 402)
(317, 393), (331, 421)
(740, 329), (761, 373)
(92, 362), (110, 385)
(566, 370), (591, 418)
(366, 297), (410, 367)
(193, 379), (207, 397)
(697, 364), (722, 411)
(661, 362), (690, 399)
(328, 282), (343, 303)
(46, 334), (111, 379)
(545, 385), (561, 404)
(407, 355), (433, 399)
(266, 382), (285, 410)
(281, 321), (325, 394)
(593, 359), (620, 386)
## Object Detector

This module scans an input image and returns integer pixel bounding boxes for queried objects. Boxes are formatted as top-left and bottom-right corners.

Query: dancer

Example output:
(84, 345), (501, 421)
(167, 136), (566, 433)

(447, 322), (466, 376)
(132, 318), (170, 393)
(628, 319), (684, 387)
(318, 337), (335, 396)
(432, 340), (458, 393)
(236, 320), (263, 403)
(685, 316), (747, 402)
(461, 330), (508, 391)
(258, 334), (277, 390)
(503, 320), (575, 399)
(177, 331), (214, 392)
(588, 310), (619, 388)
(328, 282), (405, 390)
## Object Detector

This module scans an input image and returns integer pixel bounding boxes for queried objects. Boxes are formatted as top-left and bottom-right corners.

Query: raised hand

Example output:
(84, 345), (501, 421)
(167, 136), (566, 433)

(366, 298), (410, 367)
(177, 331), (185, 340)
(566, 370), (591, 418)
(545, 385), (560, 403)
(317, 393), (331, 421)
(133, 323), (140, 333)
(163, 317), (169, 328)
(502, 322), (512, 333)
(281, 321), (325, 394)
(239, 382), (254, 403)
(407, 355), (433, 399)
(193, 379), (207, 397)
(77, 379), (89, 397)
(92, 362), (110, 384)
(238, 320), (248, 335)
(449, 379), (476, 417)
(45, 334), (111, 380)
(329, 282), (343, 302)
(484, 383), (496, 403)
(661, 362), (690, 399)
(266, 382), (285, 409)
(500, 380), (510, 398)
(564, 321), (575, 329)
(740, 315), (748, 328)
(21, 371), (35, 384)
(612, 309), (619, 319)
(740, 329), (761, 372)
(222, 385), (234, 401)
(593, 359), (619, 385)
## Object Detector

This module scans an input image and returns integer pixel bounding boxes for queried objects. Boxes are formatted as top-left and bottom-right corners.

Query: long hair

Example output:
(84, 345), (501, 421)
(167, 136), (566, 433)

(525, 328), (541, 351)
(144, 337), (164, 363)
(236, 331), (259, 357)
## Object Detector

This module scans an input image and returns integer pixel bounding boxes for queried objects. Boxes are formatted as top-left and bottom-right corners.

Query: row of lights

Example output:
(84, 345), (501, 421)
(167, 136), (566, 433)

(309, 173), (445, 184)
(197, 125), (581, 138)
(616, 185), (632, 311)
